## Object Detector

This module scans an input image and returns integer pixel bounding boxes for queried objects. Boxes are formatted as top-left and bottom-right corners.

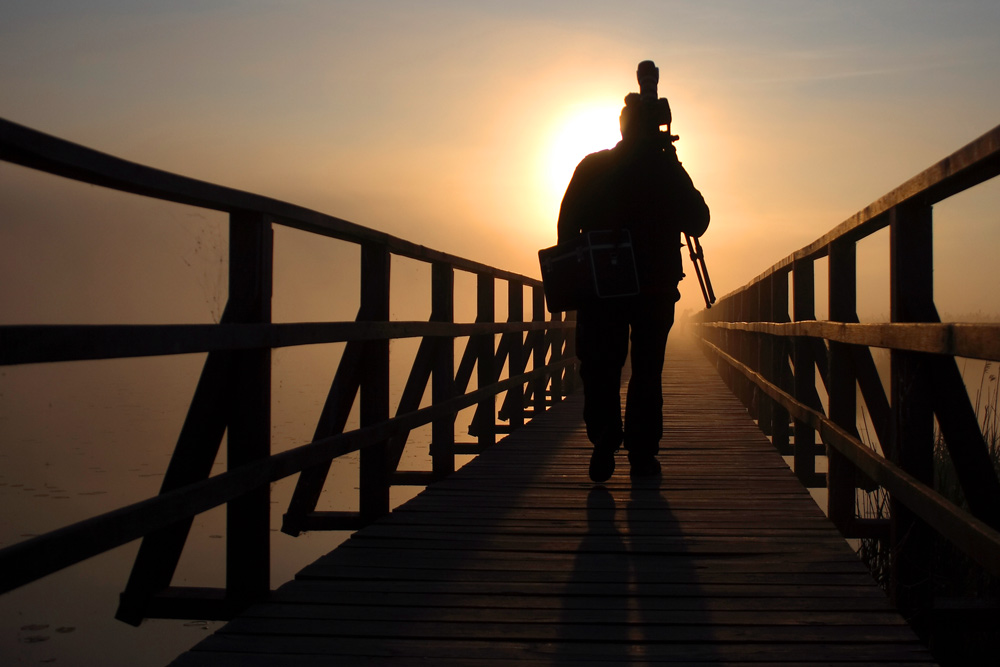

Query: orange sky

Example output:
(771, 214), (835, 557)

(1, 6), (999, 664)
(1, 1), (999, 321)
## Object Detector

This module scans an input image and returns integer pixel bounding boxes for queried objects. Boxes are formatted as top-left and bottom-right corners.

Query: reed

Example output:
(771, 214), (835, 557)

(857, 362), (1000, 583)
(929, 362), (1000, 597)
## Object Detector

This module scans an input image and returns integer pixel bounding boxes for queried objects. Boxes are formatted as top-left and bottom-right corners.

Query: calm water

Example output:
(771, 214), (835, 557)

(0, 343), (444, 666)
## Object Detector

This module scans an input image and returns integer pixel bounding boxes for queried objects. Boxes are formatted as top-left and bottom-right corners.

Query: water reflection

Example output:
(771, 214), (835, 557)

(0, 348), (432, 665)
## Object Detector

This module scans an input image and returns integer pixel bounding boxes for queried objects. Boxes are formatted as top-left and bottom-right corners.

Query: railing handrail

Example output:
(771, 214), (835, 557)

(0, 320), (574, 366)
(0, 117), (578, 624)
(692, 121), (1000, 640)
(0, 117), (539, 285)
(700, 320), (1000, 361)
(719, 123), (1000, 300)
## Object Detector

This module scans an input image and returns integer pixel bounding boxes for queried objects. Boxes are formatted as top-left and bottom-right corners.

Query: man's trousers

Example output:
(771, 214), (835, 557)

(575, 295), (676, 457)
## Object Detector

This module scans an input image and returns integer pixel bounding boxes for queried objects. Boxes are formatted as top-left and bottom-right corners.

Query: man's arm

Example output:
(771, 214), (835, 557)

(557, 150), (611, 244)
(670, 161), (710, 238)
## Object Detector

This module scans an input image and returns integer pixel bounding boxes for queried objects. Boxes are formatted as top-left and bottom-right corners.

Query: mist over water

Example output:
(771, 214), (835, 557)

(2, 169), (998, 664)
(0, 342), (453, 665)
(0, 172), (489, 664)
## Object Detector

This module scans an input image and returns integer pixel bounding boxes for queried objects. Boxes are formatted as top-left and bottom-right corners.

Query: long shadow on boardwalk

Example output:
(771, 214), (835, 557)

(553, 483), (718, 665)
(171, 336), (935, 666)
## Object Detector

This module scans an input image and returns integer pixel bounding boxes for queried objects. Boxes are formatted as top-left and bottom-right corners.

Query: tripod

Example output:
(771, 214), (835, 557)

(684, 232), (716, 309)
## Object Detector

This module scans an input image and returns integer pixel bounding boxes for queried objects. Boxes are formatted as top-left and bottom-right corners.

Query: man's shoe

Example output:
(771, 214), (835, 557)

(628, 453), (661, 478)
(589, 447), (617, 483)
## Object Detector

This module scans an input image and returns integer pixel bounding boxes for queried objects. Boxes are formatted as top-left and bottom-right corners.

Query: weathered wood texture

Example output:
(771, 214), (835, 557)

(171, 337), (934, 666)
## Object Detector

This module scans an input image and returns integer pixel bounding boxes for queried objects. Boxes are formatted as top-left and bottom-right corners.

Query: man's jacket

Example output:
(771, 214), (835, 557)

(557, 140), (709, 298)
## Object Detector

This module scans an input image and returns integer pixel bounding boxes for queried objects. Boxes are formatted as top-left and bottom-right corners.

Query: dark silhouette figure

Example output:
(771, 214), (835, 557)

(557, 63), (709, 482)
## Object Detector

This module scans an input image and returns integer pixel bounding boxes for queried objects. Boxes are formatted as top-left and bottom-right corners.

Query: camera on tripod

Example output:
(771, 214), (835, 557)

(625, 60), (678, 145)
(631, 60), (715, 308)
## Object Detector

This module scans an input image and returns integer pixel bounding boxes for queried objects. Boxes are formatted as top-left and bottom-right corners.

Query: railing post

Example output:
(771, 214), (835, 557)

(757, 276), (774, 436)
(359, 242), (391, 522)
(744, 283), (761, 418)
(734, 289), (750, 411)
(719, 296), (735, 391)
(532, 285), (547, 414)
(889, 202), (935, 637)
(476, 274), (497, 448)
(226, 210), (273, 604)
(828, 239), (857, 532)
(770, 270), (791, 453)
(792, 258), (817, 484)
(507, 280), (525, 429)
(431, 262), (456, 479)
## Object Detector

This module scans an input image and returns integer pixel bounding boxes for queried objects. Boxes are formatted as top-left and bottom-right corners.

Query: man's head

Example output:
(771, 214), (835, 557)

(619, 94), (641, 140)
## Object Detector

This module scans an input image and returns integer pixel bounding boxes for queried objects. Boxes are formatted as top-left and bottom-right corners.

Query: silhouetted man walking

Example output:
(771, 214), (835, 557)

(557, 64), (709, 482)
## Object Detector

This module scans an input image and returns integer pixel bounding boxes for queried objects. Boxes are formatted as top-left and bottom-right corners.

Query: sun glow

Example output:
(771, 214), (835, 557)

(544, 102), (624, 206)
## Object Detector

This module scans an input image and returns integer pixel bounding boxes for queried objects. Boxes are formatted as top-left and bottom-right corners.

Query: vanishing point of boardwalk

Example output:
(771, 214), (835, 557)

(171, 337), (934, 666)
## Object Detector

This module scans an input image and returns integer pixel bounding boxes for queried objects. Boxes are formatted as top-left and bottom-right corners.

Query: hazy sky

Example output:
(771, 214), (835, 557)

(4, 6), (999, 664)
(2, 0), (999, 319)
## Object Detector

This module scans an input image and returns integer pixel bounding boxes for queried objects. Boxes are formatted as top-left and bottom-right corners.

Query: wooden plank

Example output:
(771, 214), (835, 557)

(268, 581), (904, 611)
(214, 616), (923, 644)
(178, 634), (932, 664)
(241, 603), (909, 626)
(170, 337), (935, 666)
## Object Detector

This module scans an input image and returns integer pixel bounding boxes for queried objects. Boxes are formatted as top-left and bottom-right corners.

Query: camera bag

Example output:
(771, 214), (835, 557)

(538, 229), (640, 313)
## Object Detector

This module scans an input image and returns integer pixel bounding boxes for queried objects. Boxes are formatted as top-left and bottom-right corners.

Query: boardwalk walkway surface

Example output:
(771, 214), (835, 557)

(171, 337), (935, 665)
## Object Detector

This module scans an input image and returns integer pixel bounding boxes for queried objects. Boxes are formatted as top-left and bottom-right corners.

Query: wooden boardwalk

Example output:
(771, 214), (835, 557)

(171, 337), (936, 665)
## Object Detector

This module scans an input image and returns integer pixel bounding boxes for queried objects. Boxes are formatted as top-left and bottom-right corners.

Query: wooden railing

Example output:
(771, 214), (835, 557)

(693, 123), (1000, 637)
(0, 118), (577, 624)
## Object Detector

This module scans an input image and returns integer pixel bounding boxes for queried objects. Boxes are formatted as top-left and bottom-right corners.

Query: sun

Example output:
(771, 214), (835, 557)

(544, 102), (624, 204)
